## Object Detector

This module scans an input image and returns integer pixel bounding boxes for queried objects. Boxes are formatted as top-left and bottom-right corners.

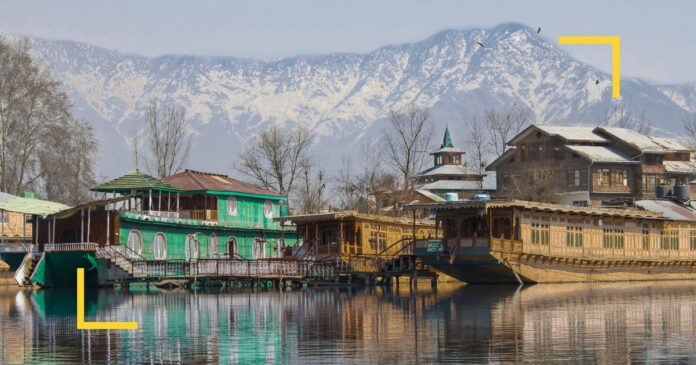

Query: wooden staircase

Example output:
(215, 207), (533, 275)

(14, 252), (40, 287)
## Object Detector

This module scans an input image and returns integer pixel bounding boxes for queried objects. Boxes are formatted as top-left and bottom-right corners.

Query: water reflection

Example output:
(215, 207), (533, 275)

(0, 282), (695, 364)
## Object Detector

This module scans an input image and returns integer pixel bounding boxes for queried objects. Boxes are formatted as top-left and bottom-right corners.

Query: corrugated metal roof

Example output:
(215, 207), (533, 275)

(634, 200), (696, 221)
(565, 145), (638, 164)
(414, 189), (446, 202)
(162, 170), (284, 197)
(418, 179), (495, 191)
(418, 164), (477, 176)
(510, 125), (609, 145)
(0, 192), (69, 217)
(276, 210), (434, 226)
(92, 171), (178, 192)
(597, 127), (691, 152)
(429, 146), (464, 155)
(663, 161), (696, 174)
(408, 199), (663, 219)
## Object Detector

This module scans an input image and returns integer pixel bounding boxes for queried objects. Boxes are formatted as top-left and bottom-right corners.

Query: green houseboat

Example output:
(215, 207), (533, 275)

(24, 170), (297, 287)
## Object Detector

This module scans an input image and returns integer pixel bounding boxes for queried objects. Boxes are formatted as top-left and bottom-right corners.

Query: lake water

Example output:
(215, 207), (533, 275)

(1, 281), (696, 364)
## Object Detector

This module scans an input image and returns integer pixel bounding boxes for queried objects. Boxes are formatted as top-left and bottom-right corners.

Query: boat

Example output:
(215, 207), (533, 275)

(24, 170), (298, 287)
(409, 199), (696, 283)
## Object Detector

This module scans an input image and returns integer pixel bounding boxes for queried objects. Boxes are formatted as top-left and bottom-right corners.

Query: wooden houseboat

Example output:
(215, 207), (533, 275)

(277, 211), (436, 273)
(23, 170), (298, 287)
(409, 199), (696, 283)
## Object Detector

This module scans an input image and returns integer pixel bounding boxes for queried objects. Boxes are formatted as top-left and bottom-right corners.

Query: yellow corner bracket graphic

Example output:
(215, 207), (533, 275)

(77, 268), (138, 330)
(558, 36), (620, 98)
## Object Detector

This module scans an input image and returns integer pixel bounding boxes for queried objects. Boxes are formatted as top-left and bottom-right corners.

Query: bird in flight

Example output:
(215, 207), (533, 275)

(537, 27), (541, 34)
(476, 41), (485, 48)
(595, 80), (600, 85)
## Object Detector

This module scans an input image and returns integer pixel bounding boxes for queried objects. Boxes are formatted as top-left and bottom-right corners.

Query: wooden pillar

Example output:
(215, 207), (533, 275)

(148, 189), (153, 213)
(168, 191), (171, 213)
(106, 211), (110, 245)
(81, 208), (85, 242)
(412, 210), (416, 242)
(23, 213), (26, 245)
(158, 191), (161, 211)
(176, 193), (180, 214)
(0, 209), (4, 245)
(87, 206), (91, 243)
(35, 216), (39, 247)
(52, 216), (56, 244)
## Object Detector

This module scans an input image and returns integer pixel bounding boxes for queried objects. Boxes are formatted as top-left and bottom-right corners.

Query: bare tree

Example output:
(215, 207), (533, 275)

(333, 143), (390, 213)
(464, 114), (490, 190)
(599, 101), (651, 134)
(237, 124), (313, 197)
(145, 99), (191, 178)
(682, 112), (696, 149)
(0, 37), (98, 204)
(294, 158), (327, 214)
(384, 106), (433, 190)
(485, 107), (530, 157)
(499, 162), (562, 203)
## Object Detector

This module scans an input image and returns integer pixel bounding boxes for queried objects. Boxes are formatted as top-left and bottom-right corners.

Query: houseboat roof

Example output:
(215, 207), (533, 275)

(407, 199), (663, 219)
(663, 161), (696, 174)
(634, 200), (696, 221)
(418, 179), (495, 192)
(509, 125), (609, 145)
(0, 191), (69, 217)
(418, 164), (479, 177)
(161, 170), (285, 198)
(50, 195), (132, 219)
(596, 127), (691, 153)
(564, 145), (638, 164)
(276, 211), (435, 226)
(92, 171), (178, 193)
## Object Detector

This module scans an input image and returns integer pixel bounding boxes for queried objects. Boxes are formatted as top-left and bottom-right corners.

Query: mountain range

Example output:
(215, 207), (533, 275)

(12, 22), (696, 178)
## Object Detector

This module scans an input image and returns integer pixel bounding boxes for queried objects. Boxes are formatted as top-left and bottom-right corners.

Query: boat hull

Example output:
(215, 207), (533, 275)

(31, 251), (100, 287)
(416, 247), (696, 284)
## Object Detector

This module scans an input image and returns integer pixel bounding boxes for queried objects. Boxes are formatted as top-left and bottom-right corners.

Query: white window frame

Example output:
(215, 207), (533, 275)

(227, 197), (238, 216)
(264, 200), (273, 219)
(126, 229), (143, 258)
(153, 232), (167, 260)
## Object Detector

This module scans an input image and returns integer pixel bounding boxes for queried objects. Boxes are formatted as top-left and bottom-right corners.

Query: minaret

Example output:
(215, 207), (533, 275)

(431, 126), (464, 166)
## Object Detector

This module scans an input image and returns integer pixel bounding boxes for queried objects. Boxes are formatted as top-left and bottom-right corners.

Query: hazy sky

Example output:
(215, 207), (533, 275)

(0, 0), (693, 84)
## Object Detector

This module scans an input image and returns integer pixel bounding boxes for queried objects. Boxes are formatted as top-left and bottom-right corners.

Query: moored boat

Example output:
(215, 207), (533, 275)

(409, 199), (696, 283)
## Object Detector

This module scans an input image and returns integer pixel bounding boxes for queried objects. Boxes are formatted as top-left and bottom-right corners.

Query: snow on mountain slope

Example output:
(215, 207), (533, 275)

(14, 22), (693, 178)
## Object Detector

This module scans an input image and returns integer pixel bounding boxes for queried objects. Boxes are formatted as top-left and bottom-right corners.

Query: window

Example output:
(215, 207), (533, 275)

(210, 233), (218, 258)
(599, 169), (611, 186)
(185, 234), (199, 260)
(126, 230), (143, 258)
(642, 224), (650, 251)
(602, 228), (624, 249)
(153, 232), (167, 260)
(690, 231), (696, 251)
(227, 197), (238, 216)
(227, 237), (238, 258)
(264, 200), (273, 219)
(321, 230), (337, 245)
(660, 230), (679, 250)
(566, 225), (583, 247)
(611, 170), (627, 186)
(252, 238), (266, 259)
(369, 231), (377, 250)
(378, 232), (387, 251)
(531, 221), (549, 245)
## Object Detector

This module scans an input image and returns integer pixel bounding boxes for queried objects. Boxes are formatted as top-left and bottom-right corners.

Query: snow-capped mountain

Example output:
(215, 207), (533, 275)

(15, 22), (696, 178)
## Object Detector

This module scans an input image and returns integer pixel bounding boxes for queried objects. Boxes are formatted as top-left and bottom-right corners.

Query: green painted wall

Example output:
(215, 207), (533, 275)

(217, 195), (285, 230)
(119, 219), (296, 261)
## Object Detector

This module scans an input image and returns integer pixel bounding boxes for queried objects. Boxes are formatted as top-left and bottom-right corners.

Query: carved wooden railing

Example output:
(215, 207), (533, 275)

(44, 243), (99, 252)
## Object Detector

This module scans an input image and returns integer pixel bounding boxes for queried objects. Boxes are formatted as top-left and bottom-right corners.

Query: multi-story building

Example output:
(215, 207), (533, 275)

(415, 127), (495, 198)
(487, 125), (696, 206)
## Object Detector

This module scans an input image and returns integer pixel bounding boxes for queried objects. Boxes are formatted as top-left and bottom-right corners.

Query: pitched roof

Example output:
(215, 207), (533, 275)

(418, 164), (479, 177)
(509, 125), (609, 145)
(564, 145), (638, 164)
(596, 127), (692, 153)
(418, 179), (495, 192)
(92, 171), (177, 192)
(0, 192), (69, 217)
(635, 200), (696, 221)
(161, 170), (284, 197)
(663, 161), (696, 174)
(430, 127), (464, 154)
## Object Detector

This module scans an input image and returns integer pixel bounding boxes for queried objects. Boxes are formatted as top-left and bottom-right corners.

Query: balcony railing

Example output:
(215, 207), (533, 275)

(44, 243), (99, 252)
